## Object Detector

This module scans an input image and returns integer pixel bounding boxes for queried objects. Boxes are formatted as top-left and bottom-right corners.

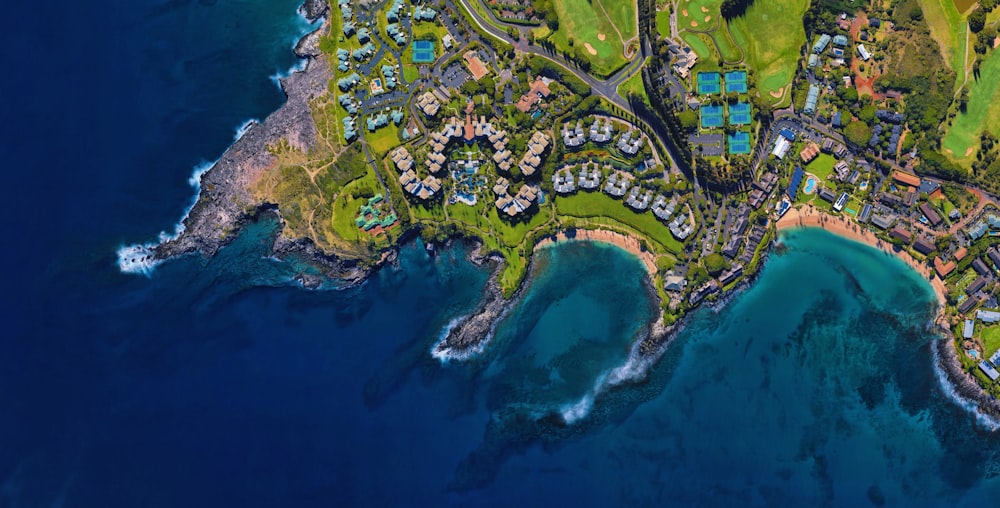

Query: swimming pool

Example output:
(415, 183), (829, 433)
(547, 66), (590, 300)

(803, 176), (818, 194)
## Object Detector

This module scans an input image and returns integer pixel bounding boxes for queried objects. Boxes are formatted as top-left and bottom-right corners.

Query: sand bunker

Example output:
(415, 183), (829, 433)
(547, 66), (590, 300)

(705, 15), (711, 22)
(682, 9), (688, 16)
(597, 33), (606, 41)
(690, 21), (698, 27)
(965, 146), (976, 157)
(701, 6), (709, 13)
(584, 42), (597, 55)
(769, 87), (784, 99)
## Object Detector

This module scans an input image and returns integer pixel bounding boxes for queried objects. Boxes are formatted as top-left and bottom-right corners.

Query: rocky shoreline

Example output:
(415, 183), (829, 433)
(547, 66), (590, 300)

(935, 329), (1000, 421)
(148, 6), (382, 284)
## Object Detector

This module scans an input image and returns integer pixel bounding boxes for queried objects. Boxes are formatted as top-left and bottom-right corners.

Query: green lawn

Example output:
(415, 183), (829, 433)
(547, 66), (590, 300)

(618, 66), (649, 104)
(550, 0), (634, 77)
(982, 325), (1000, 358)
(943, 48), (1000, 168)
(807, 153), (836, 181)
(656, 9), (672, 40)
(365, 123), (401, 156)
(728, 0), (808, 104)
(555, 192), (683, 253)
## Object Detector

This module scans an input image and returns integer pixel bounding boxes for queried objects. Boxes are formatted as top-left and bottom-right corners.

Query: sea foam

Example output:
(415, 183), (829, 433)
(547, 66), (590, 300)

(117, 159), (214, 275)
(931, 338), (1000, 432)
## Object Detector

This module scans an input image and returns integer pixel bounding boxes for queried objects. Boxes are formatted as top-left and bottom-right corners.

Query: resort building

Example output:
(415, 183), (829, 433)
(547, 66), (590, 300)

(964, 319), (976, 339)
(589, 118), (613, 143)
(603, 171), (631, 198)
(518, 131), (550, 177)
(799, 142), (820, 163)
(616, 131), (644, 156)
(577, 162), (601, 190)
(652, 195), (676, 222)
(552, 168), (576, 194)
(977, 309), (1000, 323)
(416, 92), (441, 116)
(913, 237), (936, 256)
(562, 121), (586, 148)
(625, 187), (653, 211)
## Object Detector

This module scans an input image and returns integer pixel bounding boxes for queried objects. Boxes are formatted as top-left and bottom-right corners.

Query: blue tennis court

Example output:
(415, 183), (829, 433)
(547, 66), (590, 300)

(697, 72), (721, 95)
(729, 102), (751, 126)
(724, 71), (747, 93)
(701, 104), (724, 129)
(728, 131), (751, 154)
(411, 40), (435, 63)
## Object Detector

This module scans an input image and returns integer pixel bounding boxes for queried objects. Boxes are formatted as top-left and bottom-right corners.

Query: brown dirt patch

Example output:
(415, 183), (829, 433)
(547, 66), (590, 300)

(584, 42), (598, 55)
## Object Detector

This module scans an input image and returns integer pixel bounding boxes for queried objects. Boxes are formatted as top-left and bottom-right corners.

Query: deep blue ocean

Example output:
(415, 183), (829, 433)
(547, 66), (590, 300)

(5, 0), (1000, 505)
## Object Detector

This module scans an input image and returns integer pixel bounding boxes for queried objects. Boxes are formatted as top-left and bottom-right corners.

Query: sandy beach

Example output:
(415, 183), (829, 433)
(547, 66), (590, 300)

(777, 205), (948, 307)
(535, 229), (658, 276)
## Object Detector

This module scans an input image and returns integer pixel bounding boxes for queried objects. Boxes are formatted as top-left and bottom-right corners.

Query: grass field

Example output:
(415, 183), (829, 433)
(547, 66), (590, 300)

(555, 192), (683, 253)
(943, 48), (1000, 167)
(807, 153), (836, 181)
(918, 0), (970, 89)
(618, 66), (649, 104)
(550, 0), (635, 77)
(728, 0), (808, 103)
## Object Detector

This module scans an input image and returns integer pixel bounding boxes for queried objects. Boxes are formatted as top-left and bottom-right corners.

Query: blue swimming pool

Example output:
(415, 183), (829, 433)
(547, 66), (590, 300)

(804, 176), (817, 194)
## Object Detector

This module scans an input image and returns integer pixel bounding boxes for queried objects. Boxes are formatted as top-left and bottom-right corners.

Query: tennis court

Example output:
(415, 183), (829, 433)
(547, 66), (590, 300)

(729, 102), (751, 126)
(724, 71), (747, 93)
(412, 40), (435, 63)
(701, 104), (724, 129)
(697, 72), (721, 95)
(728, 131), (751, 155)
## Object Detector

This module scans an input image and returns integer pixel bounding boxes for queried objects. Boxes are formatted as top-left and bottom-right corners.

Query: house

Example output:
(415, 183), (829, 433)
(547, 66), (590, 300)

(834, 144), (850, 159)
(871, 213), (895, 230)
(689, 280), (720, 305)
(892, 171), (921, 189)
(935, 257), (956, 277)
(808, 54), (820, 69)
(977, 309), (1000, 323)
(772, 136), (792, 159)
(515, 78), (551, 113)
(821, 138), (836, 153)
(833, 161), (850, 180)
(913, 237), (936, 255)
(967, 276), (988, 296)
(416, 92), (440, 116)
(442, 34), (454, 50)
(813, 34), (832, 54)
(664, 274), (687, 292)
(819, 187), (837, 203)
(890, 225), (912, 244)
(463, 51), (490, 81)
(870, 18), (881, 28)
(859, 203), (873, 223)
(719, 264), (744, 286)
(800, 142), (820, 163)
(964, 319), (976, 339)
(832, 34), (849, 47)
(804, 84), (820, 115)
(988, 247), (1000, 269)
(831, 111), (843, 129)
(877, 109), (905, 124)
(972, 258), (992, 277)
(920, 203), (942, 226)
(979, 361), (1000, 382)
(857, 44), (871, 61)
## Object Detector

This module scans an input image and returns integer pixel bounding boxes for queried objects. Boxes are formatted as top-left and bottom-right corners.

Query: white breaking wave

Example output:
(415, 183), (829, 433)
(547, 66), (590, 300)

(430, 316), (479, 363)
(931, 339), (1000, 431)
(560, 394), (594, 425)
(233, 119), (259, 141)
(117, 159), (215, 276)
